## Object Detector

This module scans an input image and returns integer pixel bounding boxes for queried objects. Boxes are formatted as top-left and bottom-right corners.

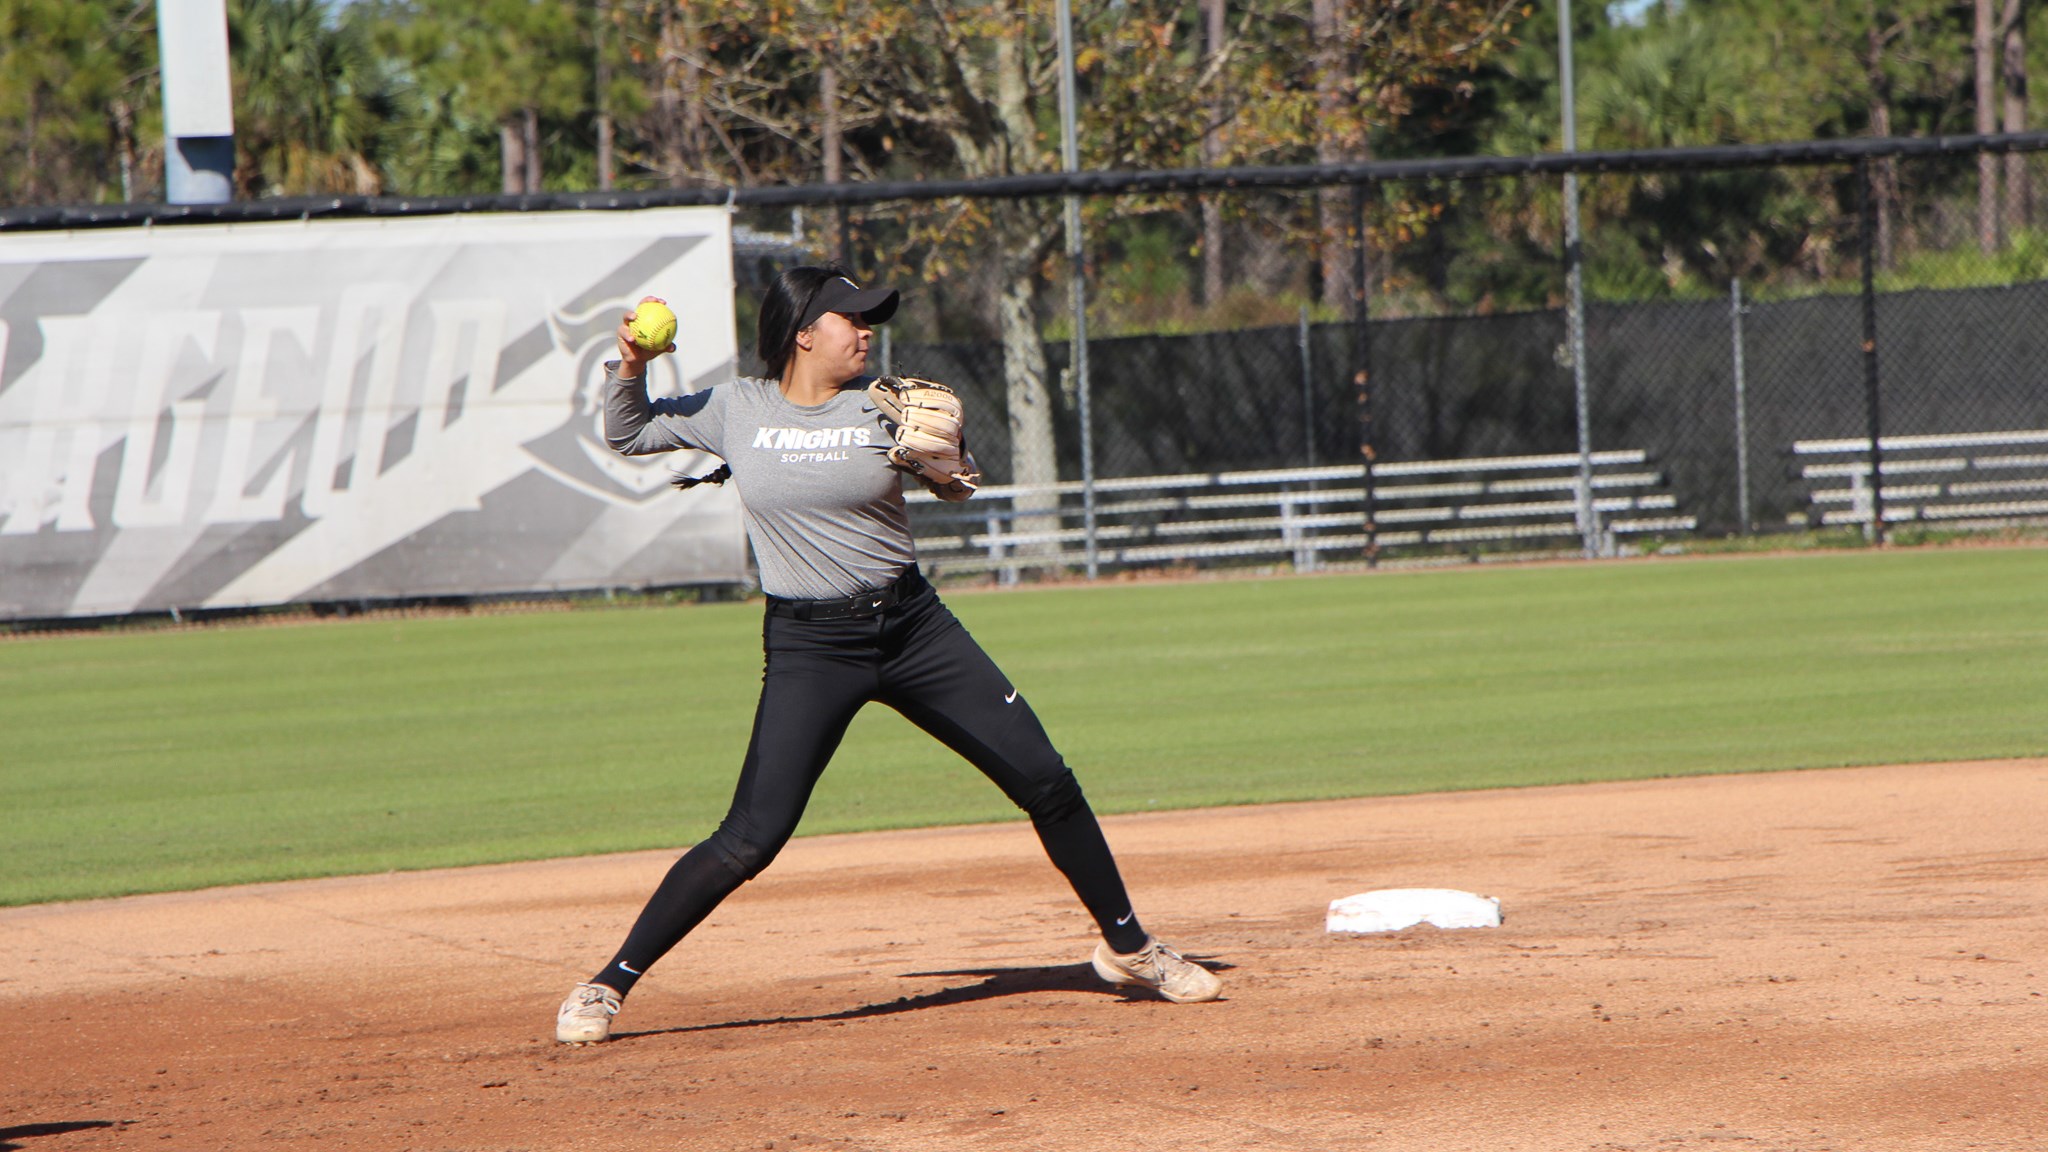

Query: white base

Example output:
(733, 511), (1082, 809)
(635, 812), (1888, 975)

(1326, 888), (1502, 933)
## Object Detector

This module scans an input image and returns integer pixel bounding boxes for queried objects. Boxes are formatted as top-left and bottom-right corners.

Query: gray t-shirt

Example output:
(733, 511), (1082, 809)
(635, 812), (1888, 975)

(604, 364), (941, 600)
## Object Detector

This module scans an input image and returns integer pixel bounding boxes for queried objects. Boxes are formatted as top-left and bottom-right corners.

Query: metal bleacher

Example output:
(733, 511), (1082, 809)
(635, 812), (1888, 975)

(1789, 429), (2048, 536)
(908, 449), (1696, 581)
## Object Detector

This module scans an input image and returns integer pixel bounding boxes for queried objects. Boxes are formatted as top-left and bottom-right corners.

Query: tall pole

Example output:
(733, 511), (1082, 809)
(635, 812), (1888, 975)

(1057, 0), (1098, 578)
(824, 59), (849, 265)
(595, 0), (614, 190)
(1353, 184), (1377, 568)
(158, 0), (235, 204)
(1559, 0), (1597, 556)
(1858, 158), (1887, 544)
(1299, 304), (1316, 468)
(1730, 278), (1752, 535)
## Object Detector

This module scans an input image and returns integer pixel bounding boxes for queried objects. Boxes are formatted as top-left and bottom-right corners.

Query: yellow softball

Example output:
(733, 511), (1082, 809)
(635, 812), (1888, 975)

(627, 300), (677, 351)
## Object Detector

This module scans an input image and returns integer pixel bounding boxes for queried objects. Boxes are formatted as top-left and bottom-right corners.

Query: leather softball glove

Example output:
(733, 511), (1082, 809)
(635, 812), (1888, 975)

(866, 375), (981, 492)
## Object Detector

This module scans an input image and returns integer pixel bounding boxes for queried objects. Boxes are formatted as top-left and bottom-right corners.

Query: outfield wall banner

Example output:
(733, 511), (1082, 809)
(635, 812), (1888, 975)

(0, 208), (746, 621)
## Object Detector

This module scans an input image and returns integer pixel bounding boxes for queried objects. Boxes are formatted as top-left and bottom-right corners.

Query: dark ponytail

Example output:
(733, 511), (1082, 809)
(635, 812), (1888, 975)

(756, 263), (849, 380)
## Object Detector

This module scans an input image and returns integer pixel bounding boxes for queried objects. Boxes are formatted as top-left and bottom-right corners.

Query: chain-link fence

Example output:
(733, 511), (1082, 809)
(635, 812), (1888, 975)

(729, 142), (2048, 573)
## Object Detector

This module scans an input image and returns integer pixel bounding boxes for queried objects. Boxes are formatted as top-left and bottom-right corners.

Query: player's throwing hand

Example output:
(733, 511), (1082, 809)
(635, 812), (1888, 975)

(615, 296), (676, 379)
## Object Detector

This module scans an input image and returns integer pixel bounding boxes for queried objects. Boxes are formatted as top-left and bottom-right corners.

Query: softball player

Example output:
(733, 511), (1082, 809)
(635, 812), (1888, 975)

(556, 265), (1222, 1044)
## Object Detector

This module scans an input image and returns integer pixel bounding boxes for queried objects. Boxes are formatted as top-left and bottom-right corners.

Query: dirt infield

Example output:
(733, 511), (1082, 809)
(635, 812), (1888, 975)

(4, 760), (2043, 1151)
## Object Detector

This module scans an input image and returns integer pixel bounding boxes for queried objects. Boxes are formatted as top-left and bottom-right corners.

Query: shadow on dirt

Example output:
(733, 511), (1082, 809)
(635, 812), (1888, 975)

(0, 1122), (120, 1151)
(614, 957), (1231, 1041)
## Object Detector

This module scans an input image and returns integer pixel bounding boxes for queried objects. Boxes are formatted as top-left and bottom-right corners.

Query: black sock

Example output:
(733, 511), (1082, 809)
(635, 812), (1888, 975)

(1032, 798), (1150, 954)
(588, 959), (644, 997)
(587, 841), (749, 997)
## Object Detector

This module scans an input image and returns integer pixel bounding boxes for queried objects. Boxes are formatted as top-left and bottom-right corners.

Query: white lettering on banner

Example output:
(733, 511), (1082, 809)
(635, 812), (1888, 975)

(208, 307), (316, 525)
(419, 299), (506, 446)
(112, 311), (220, 528)
(2, 294), (522, 536)
(302, 283), (408, 518)
(2, 317), (110, 535)
(359, 293), (409, 477)
(749, 425), (873, 452)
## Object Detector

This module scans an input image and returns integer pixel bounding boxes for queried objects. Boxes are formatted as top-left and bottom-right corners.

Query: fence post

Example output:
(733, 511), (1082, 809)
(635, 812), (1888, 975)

(1351, 182), (1377, 568)
(1559, 0), (1598, 558)
(1857, 157), (1887, 544)
(1299, 304), (1316, 470)
(1055, 0), (1099, 579)
(1730, 278), (1751, 535)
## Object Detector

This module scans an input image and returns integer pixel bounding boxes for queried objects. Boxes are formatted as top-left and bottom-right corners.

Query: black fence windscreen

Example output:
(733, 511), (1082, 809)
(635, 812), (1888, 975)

(797, 146), (2048, 559)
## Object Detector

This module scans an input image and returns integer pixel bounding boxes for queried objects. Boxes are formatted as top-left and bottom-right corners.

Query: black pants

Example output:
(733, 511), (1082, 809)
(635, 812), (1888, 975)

(592, 569), (1147, 994)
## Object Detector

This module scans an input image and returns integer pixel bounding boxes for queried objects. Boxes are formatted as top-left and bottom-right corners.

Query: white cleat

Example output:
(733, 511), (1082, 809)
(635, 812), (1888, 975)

(555, 982), (622, 1044)
(1091, 937), (1224, 1003)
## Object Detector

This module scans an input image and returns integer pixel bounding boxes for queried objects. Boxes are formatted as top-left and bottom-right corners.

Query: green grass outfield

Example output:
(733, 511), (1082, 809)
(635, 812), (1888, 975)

(4, 547), (2045, 906)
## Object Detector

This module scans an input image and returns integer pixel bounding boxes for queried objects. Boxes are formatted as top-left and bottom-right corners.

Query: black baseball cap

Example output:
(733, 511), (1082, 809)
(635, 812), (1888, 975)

(800, 275), (899, 328)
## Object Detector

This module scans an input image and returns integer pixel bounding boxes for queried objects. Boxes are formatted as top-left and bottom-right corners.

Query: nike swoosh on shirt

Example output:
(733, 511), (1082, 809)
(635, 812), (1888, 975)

(1004, 689), (1019, 704)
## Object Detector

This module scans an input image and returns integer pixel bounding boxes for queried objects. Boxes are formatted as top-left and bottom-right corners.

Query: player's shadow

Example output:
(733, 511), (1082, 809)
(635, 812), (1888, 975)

(0, 1122), (120, 1151)
(613, 956), (1230, 1041)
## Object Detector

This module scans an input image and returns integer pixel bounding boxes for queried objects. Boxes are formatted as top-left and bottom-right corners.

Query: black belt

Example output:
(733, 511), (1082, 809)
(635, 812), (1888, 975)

(766, 565), (929, 621)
